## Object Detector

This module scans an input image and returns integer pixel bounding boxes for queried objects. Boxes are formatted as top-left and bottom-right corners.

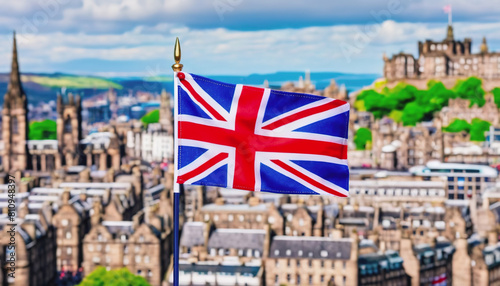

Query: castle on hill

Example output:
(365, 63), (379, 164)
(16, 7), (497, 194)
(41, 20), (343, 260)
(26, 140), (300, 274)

(383, 25), (499, 81)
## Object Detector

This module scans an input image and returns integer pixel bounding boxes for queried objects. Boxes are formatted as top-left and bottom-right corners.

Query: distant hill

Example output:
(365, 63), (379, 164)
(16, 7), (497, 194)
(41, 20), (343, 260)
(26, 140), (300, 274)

(0, 71), (380, 105)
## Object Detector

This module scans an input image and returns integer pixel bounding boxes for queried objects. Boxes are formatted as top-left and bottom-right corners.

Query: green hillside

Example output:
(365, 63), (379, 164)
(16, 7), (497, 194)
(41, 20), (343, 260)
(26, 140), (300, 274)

(141, 109), (160, 127)
(24, 75), (123, 89)
(355, 77), (487, 126)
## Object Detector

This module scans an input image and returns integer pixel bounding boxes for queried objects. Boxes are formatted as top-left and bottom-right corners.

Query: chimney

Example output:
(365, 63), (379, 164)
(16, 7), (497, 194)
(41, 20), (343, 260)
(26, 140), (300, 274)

(248, 196), (260, 207)
(488, 230), (498, 246)
(215, 197), (225, 205)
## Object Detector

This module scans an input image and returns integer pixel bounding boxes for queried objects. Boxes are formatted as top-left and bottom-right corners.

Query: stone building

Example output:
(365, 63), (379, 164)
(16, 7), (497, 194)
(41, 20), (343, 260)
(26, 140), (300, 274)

(52, 190), (91, 272)
(265, 235), (359, 286)
(197, 197), (284, 235)
(1, 33), (30, 172)
(82, 201), (171, 286)
(358, 250), (410, 286)
(399, 232), (455, 286)
(371, 119), (444, 170)
(56, 93), (83, 168)
(281, 202), (324, 237)
(384, 25), (500, 81)
(80, 127), (125, 171)
(0, 201), (57, 286)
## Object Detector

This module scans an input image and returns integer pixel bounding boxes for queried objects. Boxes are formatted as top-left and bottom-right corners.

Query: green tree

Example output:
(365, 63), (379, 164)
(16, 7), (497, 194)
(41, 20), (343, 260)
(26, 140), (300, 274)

(453, 77), (486, 107)
(29, 119), (57, 140)
(443, 118), (491, 142)
(470, 118), (491, 141)
(443, 119), (471, 133)
(401, 102), (425, 126)
(492, 87), (500, 108)
(353, 128), (372, 150)
(141, 109), (160, 127)
(78, 267), (150, 286)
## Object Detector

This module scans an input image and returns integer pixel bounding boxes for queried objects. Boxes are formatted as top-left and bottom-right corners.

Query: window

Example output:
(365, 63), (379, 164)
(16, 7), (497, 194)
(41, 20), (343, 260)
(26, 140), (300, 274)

(11, 117), (18, 134)
(144, 256), (150, 263)
(88, 245), (94, 251)
(228, 214), (233, 221)
(148, 270), (153, 277)
(135, 255), (141, 263)
(105, 245), (110, 252)
(214, 215), (219, 221)
(256, 215), (262, 222)
(67, 247), (72, 255)
(309, 260), (312, 267)
(219, 248), (224, 256)
(298, 250), (303, 256)
(299, 219), (304, 226)
(247, 249), (252, 257)
(64, 117), (72, 133)
(321, 275), (324, 283)
(297, 275), (301, 284)
(139, 236), (144, 243)
(268, 216), (275, 224)
(275, 275), (279, 283)
(274, 250), (279, 256)
(320, 251), (328, 257)
(210, 248), (216, 256)
(287, 274), (291, 282)
(123, 257), (129, 265)
(124, 246), (129, 253)
(61, 219), (68, 226)
(204, 214), (210, 221)
(121, 234), (127, 242)
(309, 275), (313, 285)
(239, 215), (244, 222)
(66, 232), (72, 239)
(297, 260), (300, 267)
(255, 251), (260, 258)
(286, 249), (291, 256)
(97, 245), (102, 251)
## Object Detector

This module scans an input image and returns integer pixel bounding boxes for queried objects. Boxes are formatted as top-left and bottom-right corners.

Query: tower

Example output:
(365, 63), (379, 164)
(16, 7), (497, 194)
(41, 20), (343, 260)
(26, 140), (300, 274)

(56, 92), (82, 168)
(2, 32), (30, 172)
(480, 37), (489, 54)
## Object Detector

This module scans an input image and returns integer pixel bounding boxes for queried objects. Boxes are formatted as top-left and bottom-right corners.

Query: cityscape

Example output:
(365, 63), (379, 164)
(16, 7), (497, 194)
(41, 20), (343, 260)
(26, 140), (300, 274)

(1, 1), (500, 286)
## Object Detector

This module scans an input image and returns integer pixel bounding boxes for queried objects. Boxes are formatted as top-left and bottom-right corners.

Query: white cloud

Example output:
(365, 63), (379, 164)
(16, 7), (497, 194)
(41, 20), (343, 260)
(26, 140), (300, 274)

(0, 20), (499, 75)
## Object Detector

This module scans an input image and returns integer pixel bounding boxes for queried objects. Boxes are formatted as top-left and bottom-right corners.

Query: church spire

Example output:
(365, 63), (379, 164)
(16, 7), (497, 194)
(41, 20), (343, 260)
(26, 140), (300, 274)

(10, 31), (22, 91)
(5, 31), (26, 108)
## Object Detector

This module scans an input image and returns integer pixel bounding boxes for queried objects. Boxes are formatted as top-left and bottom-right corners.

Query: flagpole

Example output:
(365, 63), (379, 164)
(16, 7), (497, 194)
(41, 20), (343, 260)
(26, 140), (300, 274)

(171, 37), (183, 286)
(449, 1), (452, 26)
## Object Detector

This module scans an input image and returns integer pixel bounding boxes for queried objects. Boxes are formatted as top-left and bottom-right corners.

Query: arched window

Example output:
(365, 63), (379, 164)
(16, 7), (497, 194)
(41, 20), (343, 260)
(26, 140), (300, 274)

(64, 116), (72, 133)
(11, 117), (18, 134)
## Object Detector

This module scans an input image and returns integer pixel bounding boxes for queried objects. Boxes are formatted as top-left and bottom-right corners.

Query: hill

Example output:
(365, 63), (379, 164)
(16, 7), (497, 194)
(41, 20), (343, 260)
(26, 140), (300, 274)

(0, 71), (380, 105)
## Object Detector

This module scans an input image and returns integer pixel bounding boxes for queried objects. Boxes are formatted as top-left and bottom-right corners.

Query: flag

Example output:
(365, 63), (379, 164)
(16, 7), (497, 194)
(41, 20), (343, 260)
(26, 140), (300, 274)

(174, 72), (349, 197)
(443, 4), (451, 14)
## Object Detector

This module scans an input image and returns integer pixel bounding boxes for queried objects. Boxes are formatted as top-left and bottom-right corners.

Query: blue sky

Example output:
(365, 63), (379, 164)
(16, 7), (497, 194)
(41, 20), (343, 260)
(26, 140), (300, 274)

(0, 0), (499, 76)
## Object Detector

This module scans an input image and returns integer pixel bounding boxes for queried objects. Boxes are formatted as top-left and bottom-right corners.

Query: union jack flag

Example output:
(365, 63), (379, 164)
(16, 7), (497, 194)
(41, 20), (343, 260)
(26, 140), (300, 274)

(174, 72), (349, 197)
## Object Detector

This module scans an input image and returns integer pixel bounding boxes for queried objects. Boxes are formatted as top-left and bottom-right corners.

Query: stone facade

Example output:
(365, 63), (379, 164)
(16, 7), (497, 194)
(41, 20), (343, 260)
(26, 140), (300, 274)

(384, 25), (500, 81)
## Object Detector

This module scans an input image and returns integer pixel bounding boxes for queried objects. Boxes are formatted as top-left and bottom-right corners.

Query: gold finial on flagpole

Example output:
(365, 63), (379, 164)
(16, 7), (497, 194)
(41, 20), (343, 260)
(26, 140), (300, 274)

(172, 37), (183, 72)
